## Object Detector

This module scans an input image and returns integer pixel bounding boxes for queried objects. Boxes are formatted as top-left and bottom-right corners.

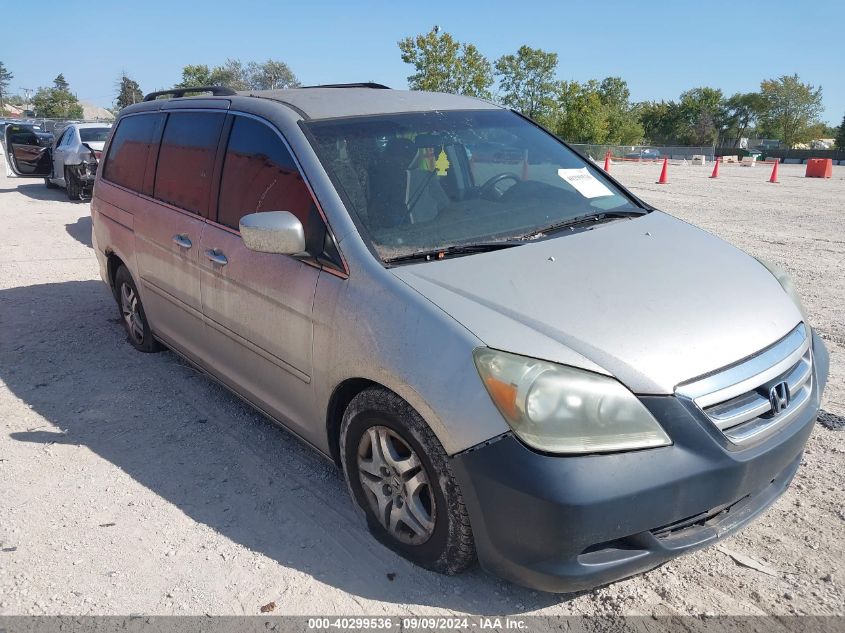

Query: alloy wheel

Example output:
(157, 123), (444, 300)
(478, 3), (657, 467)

(356, 425), (436, 544)
(120, 282), (145, 345)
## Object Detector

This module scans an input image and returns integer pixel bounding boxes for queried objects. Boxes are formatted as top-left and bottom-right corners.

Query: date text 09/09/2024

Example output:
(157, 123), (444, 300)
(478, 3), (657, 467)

(306, 617), (528, 630)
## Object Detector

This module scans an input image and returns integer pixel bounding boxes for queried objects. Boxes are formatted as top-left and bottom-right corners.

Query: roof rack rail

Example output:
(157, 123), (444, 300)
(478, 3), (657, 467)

(142, 86), (237, 102)
(300, 82), (391, 90)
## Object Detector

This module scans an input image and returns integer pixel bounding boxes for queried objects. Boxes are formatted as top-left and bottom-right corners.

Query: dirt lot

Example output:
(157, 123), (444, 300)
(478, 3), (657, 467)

(0, 161), (843, 618)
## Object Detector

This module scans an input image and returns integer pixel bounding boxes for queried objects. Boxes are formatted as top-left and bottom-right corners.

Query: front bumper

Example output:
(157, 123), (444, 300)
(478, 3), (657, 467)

(451, 332), (829, 593)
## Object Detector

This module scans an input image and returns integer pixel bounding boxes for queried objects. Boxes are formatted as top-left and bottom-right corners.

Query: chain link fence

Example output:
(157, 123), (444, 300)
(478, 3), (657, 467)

(11, 117), (114, 136)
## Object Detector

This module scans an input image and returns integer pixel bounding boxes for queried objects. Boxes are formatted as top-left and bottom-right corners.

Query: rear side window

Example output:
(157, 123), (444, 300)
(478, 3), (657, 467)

(154, 112), (225, 215)
(217, 116), (315, 231)
(80, 127), (111, 143)
(103, 114), (164, 194)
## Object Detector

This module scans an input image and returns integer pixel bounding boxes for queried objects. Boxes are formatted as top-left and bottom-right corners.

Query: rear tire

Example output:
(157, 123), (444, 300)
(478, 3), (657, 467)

(114, 266), (161, 353)
(65, 167), (82, 201)
(340, 387), (476, 574)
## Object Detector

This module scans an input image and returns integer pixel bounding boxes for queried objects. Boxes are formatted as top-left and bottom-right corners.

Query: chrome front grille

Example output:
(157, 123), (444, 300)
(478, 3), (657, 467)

(676, 323), (813, 445)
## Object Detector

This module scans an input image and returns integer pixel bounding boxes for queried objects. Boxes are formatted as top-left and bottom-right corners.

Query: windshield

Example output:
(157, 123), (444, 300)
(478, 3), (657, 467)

(305, 109), (642, 261)
(80, 127), (111, 142)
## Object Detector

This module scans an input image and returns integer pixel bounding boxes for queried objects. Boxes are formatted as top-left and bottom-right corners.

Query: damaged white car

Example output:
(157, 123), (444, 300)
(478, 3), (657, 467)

(45, 123), (112, 200)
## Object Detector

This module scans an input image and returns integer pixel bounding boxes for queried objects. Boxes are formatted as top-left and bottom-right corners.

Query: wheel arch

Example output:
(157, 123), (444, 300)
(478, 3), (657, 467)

(325, 374), (474, 467)
(106, 252), (126, 297)
(326, 377), (378, 467)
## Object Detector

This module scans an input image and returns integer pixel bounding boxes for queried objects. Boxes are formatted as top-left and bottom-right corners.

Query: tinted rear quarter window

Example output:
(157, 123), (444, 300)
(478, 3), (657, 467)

(103, 114), (164, 194)
(154, 112), (225, 215)
(217, 116), (315, 231)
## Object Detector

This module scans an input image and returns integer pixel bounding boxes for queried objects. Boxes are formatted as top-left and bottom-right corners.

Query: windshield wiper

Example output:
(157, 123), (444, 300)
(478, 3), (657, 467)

(519, 209), (646, 240)
(384, 241), (521, 264)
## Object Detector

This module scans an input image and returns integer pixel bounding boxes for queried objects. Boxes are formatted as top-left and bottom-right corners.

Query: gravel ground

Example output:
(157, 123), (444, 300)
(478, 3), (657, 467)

(0, 161), (843, 618)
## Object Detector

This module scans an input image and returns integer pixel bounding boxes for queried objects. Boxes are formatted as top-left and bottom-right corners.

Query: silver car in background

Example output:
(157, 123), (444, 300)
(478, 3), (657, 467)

(45, 122), (112, 199)
(2, 85), (831, 592)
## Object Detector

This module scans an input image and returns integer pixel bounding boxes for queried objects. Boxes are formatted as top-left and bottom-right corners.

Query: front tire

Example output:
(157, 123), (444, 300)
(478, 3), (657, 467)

(114, 266), (161, 353)
(340, 387), (475, 574)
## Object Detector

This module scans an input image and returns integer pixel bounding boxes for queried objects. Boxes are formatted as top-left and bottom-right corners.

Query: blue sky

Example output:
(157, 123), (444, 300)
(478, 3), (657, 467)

(5, 0), (843, 125)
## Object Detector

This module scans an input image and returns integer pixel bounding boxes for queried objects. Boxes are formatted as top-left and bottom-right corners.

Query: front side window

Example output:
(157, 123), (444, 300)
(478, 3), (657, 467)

(305, 110), (643, 262)
(154, 112), (225, 215)
(217, 116), (315, 231)
(217, 115), (341, 267)
(102, 113), (164, 194)
(5, 125), (39, 145)
(61, 128), (76, 146)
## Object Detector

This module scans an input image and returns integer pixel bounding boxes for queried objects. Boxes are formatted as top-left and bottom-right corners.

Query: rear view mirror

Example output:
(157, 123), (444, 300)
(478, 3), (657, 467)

(3, 124), (53, 177)
(239, 211), (306, 255)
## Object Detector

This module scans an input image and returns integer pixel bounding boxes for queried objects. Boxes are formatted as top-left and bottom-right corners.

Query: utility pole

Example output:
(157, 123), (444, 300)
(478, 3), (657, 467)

(20, 87), (33, 110)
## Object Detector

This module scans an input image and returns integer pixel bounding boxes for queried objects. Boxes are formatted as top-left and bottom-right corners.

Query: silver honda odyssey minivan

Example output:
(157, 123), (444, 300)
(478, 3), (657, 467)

(4, 84), (829, 592)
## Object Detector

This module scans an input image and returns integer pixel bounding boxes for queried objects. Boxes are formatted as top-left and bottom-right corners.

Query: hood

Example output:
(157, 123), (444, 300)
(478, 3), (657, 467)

(392, 211), (802, 394)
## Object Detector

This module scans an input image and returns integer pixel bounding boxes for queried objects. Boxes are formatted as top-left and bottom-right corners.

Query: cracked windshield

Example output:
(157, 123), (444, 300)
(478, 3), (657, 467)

(306, 109), (640, 261)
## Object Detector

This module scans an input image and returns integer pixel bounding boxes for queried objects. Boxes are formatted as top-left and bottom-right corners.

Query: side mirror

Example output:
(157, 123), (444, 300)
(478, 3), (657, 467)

(239, 211), (306, 255)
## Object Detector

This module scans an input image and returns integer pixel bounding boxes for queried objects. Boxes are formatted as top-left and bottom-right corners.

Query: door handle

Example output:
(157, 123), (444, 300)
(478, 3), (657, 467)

(205, 249), (228, 266)
(172, 234), (192, 249)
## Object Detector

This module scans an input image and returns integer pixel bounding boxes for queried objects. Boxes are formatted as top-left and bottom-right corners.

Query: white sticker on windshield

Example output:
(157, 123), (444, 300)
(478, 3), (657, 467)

(557, 167), (614, 198)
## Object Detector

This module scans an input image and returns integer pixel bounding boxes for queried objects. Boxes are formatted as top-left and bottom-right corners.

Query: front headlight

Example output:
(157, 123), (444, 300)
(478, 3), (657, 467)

(755, 258), (807, 320)
(473, 348), (671, 454)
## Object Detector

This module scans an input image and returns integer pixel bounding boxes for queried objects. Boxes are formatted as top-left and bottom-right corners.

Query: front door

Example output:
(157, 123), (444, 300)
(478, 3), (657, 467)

(2, 124), (52, 177)
(198, 114), (322, 439)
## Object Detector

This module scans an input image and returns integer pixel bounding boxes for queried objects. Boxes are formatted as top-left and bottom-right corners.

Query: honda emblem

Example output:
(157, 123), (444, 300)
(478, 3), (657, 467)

(769, 381), (790, 415)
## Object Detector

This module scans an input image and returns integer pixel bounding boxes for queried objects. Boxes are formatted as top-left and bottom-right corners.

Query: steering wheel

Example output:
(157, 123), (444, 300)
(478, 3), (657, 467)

(479, 172), (521, 199)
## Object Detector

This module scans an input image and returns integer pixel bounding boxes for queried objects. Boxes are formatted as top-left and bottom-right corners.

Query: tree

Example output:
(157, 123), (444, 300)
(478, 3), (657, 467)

(176, 59), (299, 91)
(115, 72), (143, 109)
(723, 92), (767, 147)
(494, 45), (558, 123)
(675, 87), (726, 145)
(550, 80), (609, 144)
(758, 74), (824, 148)
(29, 73), (82, 118)
(834, 113), (845, 149)
(0, 61), (13, 112)
(597, 77), (643, 144)
(639, 100), (680, 145)
(813, 122), (837, 137)
(247, 59), (300, 90)
(176, 60), (248, 90)
(176, 64), (213, 88)
(209, 58), (250, 91)
(639, 89), (726, 146)
(32, 85), (83, 118)
(398, 26), (493, 99)
(545, 76), (643, 145)
(53, 73), (69, 91)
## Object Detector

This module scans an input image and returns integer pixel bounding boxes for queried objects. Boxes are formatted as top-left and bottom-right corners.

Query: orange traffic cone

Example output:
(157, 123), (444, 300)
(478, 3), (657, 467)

(656, 158), (669, 184)
(710, 159), (720, 179)
(603, 150), (611, 172)
(768, 160), (779, 183)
